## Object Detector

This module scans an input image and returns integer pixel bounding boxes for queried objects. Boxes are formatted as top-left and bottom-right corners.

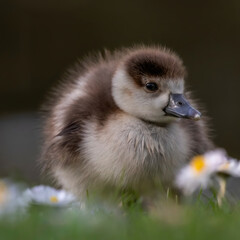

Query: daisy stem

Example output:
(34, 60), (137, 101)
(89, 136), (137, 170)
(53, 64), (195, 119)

(166, 188), (169, 200)
(217, 176), (227, 207)
(175, 195), (178, 204)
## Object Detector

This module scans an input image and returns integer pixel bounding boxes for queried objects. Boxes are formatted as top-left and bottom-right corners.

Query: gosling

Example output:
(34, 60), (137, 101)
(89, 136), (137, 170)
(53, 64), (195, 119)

(41, 46), (213, 201)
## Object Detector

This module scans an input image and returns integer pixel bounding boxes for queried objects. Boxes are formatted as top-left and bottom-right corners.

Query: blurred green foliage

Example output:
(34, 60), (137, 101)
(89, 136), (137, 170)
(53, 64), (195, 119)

(0, 200), (240, 240)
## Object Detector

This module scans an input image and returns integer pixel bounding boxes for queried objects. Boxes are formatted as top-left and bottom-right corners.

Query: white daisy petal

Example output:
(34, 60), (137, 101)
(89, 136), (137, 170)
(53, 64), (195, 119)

(204, 149), (228, 172)
(23, 185), (77, 207)
(218, 158), (240, 177)
(0, 179), (28, 217)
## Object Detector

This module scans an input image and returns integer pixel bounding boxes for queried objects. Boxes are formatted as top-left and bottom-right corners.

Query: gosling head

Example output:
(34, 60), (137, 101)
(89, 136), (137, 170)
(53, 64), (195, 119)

(112, 47), (201, 124)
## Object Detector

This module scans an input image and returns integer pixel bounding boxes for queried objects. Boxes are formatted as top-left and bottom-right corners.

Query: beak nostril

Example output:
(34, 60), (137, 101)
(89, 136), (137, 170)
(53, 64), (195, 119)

(177, 101), (183, 106)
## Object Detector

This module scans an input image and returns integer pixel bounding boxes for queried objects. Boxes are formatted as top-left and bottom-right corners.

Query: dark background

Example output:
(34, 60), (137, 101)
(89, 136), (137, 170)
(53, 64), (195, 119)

(0, 0), (239, 183)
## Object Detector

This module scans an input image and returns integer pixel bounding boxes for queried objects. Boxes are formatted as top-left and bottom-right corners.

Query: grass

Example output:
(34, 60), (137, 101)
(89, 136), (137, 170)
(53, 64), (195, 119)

(1, 196), (240, 240)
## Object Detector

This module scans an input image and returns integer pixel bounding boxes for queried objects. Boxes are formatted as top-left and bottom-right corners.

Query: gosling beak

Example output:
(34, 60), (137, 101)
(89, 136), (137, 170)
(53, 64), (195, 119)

(164, 94), (201, 120)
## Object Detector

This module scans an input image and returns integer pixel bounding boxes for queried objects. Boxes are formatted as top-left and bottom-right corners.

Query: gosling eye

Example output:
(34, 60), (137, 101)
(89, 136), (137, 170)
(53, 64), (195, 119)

(145, 82), (158, 92)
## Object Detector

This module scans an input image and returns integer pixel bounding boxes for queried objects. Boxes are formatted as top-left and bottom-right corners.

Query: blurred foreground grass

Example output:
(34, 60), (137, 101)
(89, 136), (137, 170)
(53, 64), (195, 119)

(1, 200), (240, 240)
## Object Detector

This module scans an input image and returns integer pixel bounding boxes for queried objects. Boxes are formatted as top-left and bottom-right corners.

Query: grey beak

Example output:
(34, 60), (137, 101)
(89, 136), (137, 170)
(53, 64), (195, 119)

(164, 94), (201, 120)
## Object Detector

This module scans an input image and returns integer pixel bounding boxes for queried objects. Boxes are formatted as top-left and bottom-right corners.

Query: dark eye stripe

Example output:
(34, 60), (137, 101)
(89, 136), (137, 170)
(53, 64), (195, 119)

(145, 82), (158, 92)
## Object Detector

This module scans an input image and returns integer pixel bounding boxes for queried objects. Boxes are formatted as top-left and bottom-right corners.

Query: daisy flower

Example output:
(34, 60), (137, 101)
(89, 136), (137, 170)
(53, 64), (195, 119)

(0, 179), (28, 217)
(23, 185), (77, 207)
(175, 149), (228, 195)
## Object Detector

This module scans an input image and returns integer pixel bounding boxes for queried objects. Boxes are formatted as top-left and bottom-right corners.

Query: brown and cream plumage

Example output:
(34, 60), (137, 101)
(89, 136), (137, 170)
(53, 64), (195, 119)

(41, 46), (213, 200)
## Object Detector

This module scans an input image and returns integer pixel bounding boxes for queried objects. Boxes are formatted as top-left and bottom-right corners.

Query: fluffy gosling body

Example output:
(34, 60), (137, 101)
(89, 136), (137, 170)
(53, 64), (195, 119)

(41, 46), (213, 200)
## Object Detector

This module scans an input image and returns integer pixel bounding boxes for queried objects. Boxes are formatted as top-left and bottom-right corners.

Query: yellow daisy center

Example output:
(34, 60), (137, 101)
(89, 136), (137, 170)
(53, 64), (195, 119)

(50, 196), (58, 203)
(0, 181), (7, 204)
(191, 155), (206, 173)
